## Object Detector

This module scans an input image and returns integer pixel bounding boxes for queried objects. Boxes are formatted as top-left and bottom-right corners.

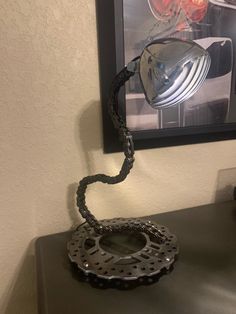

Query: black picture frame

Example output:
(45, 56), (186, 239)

(96, 0), (236, 153)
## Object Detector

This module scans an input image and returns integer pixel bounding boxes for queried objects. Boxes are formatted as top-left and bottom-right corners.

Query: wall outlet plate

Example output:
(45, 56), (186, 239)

(215, 167), (236, 202)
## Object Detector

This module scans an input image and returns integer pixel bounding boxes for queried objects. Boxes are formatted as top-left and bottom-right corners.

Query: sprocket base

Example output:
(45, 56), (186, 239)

(68, 218), (179, 286)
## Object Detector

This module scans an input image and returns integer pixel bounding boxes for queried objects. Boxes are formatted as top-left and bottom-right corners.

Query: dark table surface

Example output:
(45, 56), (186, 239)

(36, 201), (236, 314)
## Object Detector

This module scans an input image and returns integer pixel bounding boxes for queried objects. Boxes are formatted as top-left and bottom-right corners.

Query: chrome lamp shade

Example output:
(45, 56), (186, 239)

(138, 38), (211, 109)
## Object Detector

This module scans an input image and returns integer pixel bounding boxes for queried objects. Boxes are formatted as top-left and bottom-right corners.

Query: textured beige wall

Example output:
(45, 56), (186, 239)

(0, 1), (236, 313)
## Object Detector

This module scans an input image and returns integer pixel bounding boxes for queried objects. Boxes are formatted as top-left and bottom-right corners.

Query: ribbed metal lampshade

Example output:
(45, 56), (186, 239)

(139, 38), (211, 109)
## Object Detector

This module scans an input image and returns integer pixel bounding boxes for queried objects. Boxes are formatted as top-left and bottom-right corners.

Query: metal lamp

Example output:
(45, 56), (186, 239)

(68, 38), (211, 288)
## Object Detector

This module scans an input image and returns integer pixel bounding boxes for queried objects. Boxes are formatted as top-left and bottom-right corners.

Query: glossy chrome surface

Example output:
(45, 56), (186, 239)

(139, 38), (211, 109)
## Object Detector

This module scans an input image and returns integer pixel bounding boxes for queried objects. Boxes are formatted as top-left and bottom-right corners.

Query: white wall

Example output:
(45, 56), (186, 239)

(0, 1), (236, 313)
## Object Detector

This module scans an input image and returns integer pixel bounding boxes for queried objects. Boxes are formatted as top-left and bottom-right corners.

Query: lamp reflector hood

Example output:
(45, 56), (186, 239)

(139, 38), (211, 109)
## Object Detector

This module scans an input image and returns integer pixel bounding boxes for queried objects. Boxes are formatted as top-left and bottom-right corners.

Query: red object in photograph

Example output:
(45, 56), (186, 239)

(148, 0), (181, 21)
(181, 0), (209, 22)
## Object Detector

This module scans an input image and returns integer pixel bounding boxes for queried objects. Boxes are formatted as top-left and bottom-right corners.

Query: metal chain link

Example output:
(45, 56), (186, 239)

(76, 67), (166, 243)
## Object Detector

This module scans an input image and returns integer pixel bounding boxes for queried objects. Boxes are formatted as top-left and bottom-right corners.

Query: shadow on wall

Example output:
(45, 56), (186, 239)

(66, 101), (103, 228)
(3, 242), (37, 314)
(215, 168), (236, 203)
(67, 182), (82, 229)
(76, 100), (102, 175)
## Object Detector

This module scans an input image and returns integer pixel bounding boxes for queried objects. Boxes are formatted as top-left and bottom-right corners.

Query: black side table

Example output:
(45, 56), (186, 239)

(36, 201), (236, 314)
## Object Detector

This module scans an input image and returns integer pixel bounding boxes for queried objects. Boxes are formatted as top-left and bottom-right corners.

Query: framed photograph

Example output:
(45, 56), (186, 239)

(96, 0), (236, 153)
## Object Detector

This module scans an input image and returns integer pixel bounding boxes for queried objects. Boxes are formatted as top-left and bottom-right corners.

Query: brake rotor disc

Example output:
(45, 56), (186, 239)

(68, 218), (179, 285)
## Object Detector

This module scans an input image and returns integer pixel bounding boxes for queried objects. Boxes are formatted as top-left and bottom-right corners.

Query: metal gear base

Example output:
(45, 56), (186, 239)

(68, 218), (179, 286)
